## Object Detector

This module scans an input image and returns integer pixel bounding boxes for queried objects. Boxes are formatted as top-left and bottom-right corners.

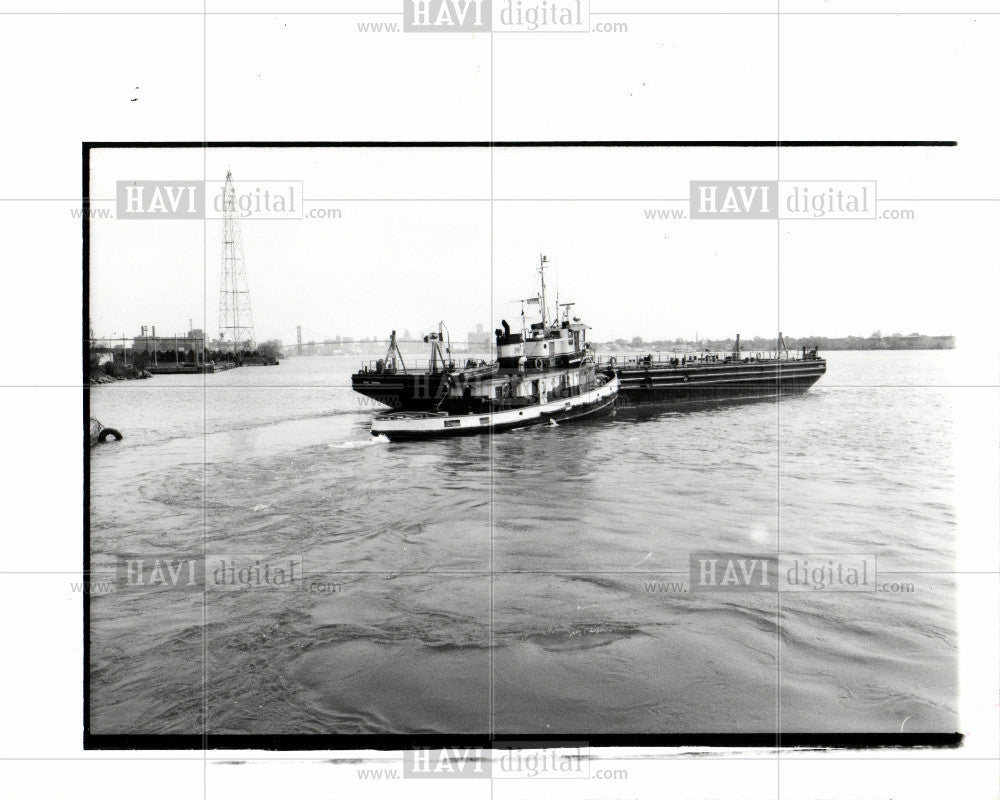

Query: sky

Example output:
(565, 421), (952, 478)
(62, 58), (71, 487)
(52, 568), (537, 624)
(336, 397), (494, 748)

(88, 146), (990, 345)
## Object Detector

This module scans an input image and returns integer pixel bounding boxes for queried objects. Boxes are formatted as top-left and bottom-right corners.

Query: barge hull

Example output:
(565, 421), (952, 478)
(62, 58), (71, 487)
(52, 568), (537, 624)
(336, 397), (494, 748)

(612, 359), (827, 407)
(351, 372), (448, 411)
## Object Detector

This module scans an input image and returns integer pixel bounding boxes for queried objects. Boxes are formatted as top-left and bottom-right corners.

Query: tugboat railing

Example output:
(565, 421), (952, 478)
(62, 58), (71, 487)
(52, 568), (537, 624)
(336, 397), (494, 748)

(357, 358), (495, 375)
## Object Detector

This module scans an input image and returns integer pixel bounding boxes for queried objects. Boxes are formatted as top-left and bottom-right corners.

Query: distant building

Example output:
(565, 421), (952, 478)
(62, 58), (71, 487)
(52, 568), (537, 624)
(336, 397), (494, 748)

(467, 323), (491, 351)
(132, 327), (206, 355)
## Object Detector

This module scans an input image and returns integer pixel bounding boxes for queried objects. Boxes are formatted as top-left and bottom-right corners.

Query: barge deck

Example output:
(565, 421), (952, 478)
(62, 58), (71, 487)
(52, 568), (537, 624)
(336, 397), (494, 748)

(602, 347), (826, 407)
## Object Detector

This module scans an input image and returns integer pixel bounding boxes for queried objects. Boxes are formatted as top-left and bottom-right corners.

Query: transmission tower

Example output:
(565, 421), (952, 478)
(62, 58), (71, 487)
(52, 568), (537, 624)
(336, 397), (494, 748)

(218, 170), (256, 354)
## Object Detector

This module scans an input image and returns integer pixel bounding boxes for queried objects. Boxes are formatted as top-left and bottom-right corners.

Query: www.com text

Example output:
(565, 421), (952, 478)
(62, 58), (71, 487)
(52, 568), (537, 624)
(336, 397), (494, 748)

(642, 207), (916, 221)
(356, 20), (627, 33)
(70, 206), (342, 220)
(355, 766), (629, 780)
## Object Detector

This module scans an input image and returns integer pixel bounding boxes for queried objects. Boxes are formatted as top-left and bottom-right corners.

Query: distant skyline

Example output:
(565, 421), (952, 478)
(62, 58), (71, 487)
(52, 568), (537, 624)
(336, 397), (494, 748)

(89, 147), (985, 346)
(89, 325), (954, 347)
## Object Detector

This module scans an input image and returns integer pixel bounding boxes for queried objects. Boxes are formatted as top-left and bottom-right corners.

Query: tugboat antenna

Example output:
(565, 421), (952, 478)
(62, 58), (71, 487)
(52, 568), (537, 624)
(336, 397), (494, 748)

(538, 254), (549, 327)
(554, 263), (559, 327)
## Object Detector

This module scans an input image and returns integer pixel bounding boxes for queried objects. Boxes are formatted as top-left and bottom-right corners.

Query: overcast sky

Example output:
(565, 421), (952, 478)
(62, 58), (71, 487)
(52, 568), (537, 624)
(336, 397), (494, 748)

(88, 146), (987, 344)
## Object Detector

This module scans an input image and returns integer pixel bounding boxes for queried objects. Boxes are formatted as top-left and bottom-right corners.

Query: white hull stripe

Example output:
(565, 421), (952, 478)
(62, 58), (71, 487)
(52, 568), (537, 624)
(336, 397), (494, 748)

(372, 378), (619, 435)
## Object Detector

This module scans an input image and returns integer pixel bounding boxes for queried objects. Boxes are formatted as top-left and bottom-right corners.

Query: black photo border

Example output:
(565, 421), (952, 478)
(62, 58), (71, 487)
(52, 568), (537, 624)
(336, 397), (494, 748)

(83, 139), (962, 752)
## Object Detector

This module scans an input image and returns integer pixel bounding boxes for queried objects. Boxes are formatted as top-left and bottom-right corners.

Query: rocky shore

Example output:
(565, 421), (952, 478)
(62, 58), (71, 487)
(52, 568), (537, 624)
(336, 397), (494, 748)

(90, 368), (152, 385)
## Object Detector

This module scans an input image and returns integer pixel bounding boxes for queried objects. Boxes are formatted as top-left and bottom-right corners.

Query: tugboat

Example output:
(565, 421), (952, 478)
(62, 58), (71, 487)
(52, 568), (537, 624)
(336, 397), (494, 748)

(362, 256), (618, 440)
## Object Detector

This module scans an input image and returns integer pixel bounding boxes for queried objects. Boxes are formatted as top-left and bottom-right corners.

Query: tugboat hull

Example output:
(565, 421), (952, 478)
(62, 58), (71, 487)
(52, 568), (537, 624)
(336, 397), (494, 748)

(372, 378), (618, 440)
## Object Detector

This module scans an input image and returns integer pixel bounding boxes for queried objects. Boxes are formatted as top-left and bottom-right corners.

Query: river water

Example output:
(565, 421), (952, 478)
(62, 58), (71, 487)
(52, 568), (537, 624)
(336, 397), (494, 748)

(88, 351), (957, 736)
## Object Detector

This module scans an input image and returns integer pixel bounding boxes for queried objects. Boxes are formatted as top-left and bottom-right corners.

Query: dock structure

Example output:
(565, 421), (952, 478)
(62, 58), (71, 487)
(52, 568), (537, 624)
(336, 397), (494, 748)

(89, 326), (255, 377)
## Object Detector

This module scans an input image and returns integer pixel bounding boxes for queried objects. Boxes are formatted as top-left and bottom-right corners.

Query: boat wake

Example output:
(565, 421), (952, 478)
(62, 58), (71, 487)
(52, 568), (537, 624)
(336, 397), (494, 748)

(330, 435), (390, 450)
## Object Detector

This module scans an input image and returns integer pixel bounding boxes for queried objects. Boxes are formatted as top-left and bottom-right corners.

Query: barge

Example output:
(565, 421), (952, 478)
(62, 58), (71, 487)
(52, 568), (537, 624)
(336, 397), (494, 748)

(604, 334), (826, 407)
(350, 256), (827, 427)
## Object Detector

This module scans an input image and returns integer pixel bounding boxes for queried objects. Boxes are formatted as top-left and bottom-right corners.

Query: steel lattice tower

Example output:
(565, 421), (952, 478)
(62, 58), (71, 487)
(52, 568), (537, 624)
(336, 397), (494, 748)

(218, 170), (256, 353)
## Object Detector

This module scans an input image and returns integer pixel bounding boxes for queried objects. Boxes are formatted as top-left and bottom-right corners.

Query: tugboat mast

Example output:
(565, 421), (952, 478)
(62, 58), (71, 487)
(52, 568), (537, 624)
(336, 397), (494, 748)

(538, 254), (549, 327)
